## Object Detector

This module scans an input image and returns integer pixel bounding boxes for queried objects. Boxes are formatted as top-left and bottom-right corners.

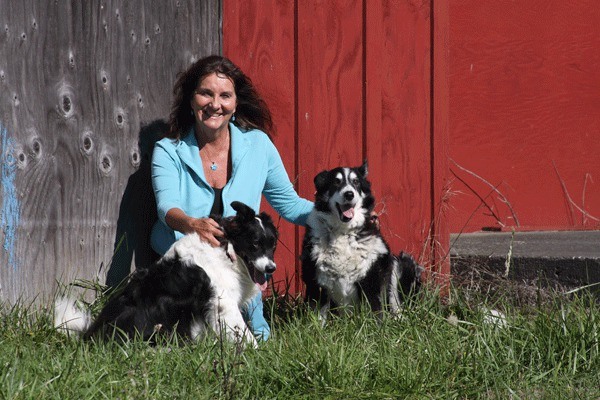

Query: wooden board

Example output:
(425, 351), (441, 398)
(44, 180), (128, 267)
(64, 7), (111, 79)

(0, 0), (221, 303)
(447, 0), (600, 233)
(365, 0), (434, 260)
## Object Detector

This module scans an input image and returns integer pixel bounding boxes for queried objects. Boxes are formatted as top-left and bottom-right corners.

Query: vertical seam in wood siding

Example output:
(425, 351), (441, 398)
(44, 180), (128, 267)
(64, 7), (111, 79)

(293, 0), (301, 292)
(218, 0), (223, 54)
(361, 0), (367, 161)
(431, 0), (450, 289)
(430, 1), (436, 266)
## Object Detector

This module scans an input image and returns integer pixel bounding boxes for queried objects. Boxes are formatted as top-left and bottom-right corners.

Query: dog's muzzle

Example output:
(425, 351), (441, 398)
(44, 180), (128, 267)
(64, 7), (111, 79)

(254, 256), (276, 274)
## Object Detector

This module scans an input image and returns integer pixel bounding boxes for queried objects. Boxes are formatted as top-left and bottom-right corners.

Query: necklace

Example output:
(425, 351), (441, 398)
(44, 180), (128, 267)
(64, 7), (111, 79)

(198, 130), (230, 172)
(201, 139), (228, 172)
(202, 145), (219, 171)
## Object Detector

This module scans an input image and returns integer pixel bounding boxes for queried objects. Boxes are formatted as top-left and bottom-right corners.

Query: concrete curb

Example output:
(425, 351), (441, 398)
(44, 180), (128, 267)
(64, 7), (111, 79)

(450, 231), (600, 291)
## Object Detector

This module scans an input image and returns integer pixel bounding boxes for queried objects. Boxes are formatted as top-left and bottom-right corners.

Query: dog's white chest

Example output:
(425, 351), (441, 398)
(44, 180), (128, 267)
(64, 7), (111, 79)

(311, 232), (387, 305)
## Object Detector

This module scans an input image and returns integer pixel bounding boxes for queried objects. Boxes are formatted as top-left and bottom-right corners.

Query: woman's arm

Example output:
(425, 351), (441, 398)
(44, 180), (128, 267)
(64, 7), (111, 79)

(152, 142), (185, 224)
(262, 139), (314, 225)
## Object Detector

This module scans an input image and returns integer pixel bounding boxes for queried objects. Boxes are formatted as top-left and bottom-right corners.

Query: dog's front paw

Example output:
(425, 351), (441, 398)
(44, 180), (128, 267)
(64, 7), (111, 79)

(229, 325), (258, 349)
(318, 302), (331, 327)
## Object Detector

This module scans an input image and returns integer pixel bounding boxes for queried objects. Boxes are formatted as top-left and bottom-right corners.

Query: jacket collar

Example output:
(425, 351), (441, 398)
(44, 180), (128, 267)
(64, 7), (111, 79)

(175, 123), (250, 187)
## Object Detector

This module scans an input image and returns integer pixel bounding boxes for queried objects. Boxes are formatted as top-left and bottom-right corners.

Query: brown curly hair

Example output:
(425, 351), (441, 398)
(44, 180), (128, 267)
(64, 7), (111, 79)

(166, 55), (273, 139)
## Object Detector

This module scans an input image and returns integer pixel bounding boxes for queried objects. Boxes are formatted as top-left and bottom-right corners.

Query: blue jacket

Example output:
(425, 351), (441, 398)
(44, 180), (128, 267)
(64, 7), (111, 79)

(150, 123), (313, 255)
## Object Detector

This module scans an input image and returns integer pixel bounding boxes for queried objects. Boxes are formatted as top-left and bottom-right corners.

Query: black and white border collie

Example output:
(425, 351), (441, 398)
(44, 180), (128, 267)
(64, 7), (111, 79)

(55, 201), (278, 348)
(301, 161), (422, 320)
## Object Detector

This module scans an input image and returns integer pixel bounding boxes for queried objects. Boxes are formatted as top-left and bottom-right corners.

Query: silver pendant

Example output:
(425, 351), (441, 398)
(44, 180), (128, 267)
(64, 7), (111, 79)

(210, 163), (218, 171)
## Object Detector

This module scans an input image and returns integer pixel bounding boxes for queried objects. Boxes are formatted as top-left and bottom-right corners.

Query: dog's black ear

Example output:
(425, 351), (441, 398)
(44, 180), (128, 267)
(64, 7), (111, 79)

(259, 212), (278, 238)
(231, 201), (256, 221)
(314, 170), (329, 192)
(357, 160), (368, 178)
(258, 211), (274, 226)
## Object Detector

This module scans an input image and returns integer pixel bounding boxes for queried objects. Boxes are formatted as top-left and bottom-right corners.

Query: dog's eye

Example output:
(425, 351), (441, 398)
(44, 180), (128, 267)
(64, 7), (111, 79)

(351, 178), (359, 185)
(252, 241), (259, 250)
(334, 177), (342, 185)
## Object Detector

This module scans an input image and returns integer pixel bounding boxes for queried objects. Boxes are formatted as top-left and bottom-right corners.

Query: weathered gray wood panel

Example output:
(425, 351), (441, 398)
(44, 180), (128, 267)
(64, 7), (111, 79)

(0, 0), (221, 303)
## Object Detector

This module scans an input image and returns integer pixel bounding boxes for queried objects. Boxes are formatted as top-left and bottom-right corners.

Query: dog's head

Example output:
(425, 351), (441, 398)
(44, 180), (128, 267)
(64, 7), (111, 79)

(313, 160), (375, 226)
(221, 201), (278, 276)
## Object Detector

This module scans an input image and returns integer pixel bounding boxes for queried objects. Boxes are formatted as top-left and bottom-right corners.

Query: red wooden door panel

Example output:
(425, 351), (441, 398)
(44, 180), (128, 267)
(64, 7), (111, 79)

(365, 0), (435, 260)
(447, 0), (600, 233)
(295, 0), (365, 205)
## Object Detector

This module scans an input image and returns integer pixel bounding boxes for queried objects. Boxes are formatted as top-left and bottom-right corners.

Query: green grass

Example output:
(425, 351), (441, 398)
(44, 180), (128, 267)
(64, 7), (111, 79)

(1, 288), (599, 399)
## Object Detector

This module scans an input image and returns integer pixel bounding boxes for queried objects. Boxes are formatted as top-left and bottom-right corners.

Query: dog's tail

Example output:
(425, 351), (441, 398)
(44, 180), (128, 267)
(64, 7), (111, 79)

(54, 296), (91, 337)
(397, 251), (424, 299)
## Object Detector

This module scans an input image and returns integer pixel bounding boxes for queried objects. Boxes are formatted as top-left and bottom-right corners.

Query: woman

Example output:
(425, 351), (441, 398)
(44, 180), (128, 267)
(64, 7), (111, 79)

(150, 55), (313, 341)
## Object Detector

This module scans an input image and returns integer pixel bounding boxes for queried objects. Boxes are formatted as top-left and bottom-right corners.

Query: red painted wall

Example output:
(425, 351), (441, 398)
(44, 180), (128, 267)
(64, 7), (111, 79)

(223, 1), (448, 293)
(222, 1), (600, 292)
(446, 1), (600, 233)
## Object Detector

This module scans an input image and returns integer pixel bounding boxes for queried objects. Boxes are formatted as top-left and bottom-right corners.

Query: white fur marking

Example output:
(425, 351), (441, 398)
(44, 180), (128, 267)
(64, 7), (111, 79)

(255, 216), (265, 232)
(388, 258), (401, 314)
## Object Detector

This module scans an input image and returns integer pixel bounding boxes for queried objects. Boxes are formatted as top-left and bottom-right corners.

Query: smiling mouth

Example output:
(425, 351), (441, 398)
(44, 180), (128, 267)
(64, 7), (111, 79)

(336, 203), (355, 222)
(203, 112), (224, 119)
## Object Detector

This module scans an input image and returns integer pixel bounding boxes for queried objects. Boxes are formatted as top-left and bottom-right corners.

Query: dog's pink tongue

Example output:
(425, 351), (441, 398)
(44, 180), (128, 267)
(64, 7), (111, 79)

(254, 270), (268, 292)
(342, 207), (355, 219)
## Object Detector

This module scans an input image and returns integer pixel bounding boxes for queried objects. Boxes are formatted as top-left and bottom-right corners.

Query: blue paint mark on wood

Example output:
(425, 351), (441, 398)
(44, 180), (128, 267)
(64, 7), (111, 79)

(0, 123), (20, 270)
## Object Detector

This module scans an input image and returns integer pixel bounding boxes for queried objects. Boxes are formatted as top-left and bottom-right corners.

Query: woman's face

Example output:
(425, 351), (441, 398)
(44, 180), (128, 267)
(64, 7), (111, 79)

(191, 72), (237, 135)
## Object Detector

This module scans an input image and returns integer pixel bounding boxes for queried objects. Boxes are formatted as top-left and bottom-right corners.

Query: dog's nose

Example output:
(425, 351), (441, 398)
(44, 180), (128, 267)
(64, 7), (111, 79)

(265, 263), (276, 274)
(343, 191), (354, 201)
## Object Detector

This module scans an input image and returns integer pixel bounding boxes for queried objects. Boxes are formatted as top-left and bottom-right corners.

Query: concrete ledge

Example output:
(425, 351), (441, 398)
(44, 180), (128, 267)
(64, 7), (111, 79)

(450, 231), (600, 290)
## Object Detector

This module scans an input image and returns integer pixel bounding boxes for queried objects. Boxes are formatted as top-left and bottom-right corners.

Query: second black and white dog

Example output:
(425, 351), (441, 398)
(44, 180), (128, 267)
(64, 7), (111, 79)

(55, 201), (278, 347)
(301, 161), (422, 320)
